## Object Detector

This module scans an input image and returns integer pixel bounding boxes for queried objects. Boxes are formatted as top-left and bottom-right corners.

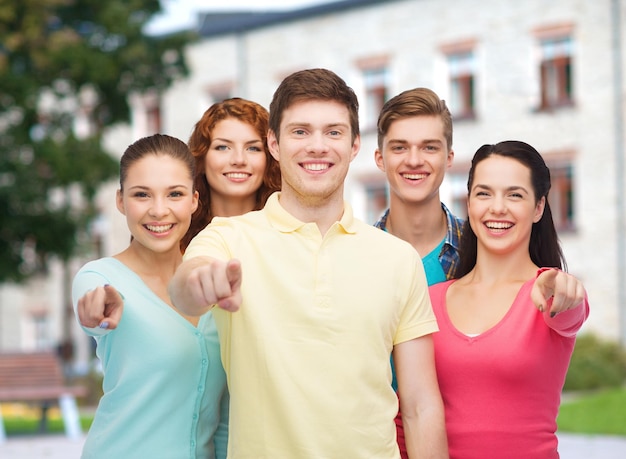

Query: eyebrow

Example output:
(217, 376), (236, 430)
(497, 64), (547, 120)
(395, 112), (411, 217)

(472, 184), (530, 193)
(127, 184), (188, 191)
(387, 138), (444, 145)
(212, 137), (262, 145)
(284, 122), (349, 130)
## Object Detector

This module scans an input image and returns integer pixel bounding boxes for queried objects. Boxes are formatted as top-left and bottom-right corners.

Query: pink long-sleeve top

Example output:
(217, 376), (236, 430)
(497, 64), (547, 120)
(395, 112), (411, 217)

(430, 273), (589, 459)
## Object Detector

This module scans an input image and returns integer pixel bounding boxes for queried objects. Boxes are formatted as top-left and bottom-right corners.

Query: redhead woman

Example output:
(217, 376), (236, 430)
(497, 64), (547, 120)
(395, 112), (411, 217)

(181, 97), (280, 250)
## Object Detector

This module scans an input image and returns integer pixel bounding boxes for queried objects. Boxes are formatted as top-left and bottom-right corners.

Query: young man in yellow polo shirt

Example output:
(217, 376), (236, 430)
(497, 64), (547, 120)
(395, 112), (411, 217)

(170, 68), (448, 458)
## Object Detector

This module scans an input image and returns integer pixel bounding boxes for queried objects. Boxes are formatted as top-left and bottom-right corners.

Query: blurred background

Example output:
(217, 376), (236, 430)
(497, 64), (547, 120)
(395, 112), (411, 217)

(0, 0), (625, 435)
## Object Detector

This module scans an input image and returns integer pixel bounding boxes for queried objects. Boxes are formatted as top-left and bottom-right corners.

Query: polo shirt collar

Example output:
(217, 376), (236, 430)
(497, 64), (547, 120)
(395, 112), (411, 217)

(265, 192), (357, 234)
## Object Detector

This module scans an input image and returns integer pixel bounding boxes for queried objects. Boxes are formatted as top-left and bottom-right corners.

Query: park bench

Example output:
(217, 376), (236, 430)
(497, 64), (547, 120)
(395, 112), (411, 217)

(0, 351), (87, 442)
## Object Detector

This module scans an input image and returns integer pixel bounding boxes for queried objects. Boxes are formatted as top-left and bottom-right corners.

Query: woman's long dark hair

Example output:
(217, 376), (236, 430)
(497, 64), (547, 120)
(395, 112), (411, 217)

(455, 140), (566, 278)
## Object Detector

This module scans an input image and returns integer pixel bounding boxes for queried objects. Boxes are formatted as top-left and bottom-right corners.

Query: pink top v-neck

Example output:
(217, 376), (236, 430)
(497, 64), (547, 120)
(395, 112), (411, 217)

(430, 276), (589, 459)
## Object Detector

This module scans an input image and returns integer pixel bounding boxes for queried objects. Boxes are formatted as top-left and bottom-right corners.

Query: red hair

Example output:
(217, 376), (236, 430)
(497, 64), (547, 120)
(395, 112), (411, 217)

(181, 98), (281, 251)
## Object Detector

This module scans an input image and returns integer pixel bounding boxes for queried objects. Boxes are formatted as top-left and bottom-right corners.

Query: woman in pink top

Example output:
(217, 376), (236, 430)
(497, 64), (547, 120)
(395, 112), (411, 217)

(430, 140), (589, 459)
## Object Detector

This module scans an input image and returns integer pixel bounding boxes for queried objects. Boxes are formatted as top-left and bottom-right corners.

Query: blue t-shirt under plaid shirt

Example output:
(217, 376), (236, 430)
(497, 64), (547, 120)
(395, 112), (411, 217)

(374, 202), (464, 283)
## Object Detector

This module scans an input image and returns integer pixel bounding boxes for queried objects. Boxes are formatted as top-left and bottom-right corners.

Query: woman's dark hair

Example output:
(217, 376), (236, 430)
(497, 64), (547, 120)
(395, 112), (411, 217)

(119, 134), (195, 245)
(455, 140), (566, 277)
(120, 134), (195, 190)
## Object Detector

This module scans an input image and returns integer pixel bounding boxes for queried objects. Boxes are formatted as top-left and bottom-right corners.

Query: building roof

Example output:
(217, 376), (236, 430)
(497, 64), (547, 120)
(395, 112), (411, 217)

(197, 0), (393, 37)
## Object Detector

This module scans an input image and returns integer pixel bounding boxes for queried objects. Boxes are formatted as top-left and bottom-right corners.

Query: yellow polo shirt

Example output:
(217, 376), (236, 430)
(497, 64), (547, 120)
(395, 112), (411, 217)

(184, 193), (437, 458)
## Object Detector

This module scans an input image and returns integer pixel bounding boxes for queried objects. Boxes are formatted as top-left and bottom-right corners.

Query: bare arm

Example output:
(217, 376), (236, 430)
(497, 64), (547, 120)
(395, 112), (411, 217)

(394, 335), (449, 459)
(169, 256), (242, 316)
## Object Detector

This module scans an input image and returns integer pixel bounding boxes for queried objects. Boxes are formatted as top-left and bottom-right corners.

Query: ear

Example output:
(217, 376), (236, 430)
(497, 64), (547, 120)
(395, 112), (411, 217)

(116, 189), (125, 215)
(267, 129), (280, 162)
(374, 148), (386, 172)
(349, 134), (361, 162)
(446, 148), (455, 170)
(533, 196), (546, 223)
(191, 190), (199, 214)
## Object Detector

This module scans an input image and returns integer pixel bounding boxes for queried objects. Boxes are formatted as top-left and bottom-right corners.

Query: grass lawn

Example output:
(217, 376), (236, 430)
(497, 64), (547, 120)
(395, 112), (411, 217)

(1, 403), (93, 435)
(3, 389), (626, 437)
(3, 416), (93, 435)
(558, 387), (626, 436)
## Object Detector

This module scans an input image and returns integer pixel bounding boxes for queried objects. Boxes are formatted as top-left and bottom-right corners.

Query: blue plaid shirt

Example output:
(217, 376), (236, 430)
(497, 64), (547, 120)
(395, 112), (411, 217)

(374, 202), (464, 280)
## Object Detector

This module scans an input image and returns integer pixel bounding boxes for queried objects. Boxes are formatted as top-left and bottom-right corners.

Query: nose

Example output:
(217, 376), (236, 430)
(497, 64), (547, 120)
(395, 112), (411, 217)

(489, 195), (507, 214)
(230, 147), (248, 166)
(406, 146), (425, 166)
(149, 197), (170, 218)
(305, 131), (329, 154)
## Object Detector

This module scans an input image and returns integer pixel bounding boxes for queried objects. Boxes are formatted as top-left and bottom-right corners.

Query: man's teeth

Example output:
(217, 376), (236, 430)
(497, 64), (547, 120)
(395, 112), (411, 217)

(303, 163), (329, 171)
(402, 173), (427, 180)
(146, 224), (173, 233)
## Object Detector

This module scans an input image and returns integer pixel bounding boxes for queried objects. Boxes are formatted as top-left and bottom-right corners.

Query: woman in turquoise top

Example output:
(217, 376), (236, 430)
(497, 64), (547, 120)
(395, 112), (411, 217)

(73, 98), (280, 459)
(73, 133), (229, 459)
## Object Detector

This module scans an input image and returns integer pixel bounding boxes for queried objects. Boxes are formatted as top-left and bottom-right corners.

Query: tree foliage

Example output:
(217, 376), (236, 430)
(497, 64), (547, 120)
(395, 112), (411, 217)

(0, 0), (193, 282)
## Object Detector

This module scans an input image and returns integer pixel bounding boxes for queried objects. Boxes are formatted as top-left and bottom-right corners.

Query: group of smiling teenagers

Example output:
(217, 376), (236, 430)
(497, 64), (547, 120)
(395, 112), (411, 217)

(73, 68), (588, 459)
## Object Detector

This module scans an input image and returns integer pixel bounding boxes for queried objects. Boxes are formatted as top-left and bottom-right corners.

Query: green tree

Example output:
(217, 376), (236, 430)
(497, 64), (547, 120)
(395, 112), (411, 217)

(0, 0), (193, 282)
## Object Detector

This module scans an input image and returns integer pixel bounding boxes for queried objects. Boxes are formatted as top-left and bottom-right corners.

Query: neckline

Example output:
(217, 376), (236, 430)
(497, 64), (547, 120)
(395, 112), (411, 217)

(441, 278), (534, 341)
(104, 257), (205, 330)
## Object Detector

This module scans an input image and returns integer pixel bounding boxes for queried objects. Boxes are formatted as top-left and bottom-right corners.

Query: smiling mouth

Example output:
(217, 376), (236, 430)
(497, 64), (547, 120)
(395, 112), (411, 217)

(485, 222), (513, 231)
(224, 172), (251, 179)
(401, 173), (427, 180)
(145, 224), (173, 233)
(302, 163), (330, 171)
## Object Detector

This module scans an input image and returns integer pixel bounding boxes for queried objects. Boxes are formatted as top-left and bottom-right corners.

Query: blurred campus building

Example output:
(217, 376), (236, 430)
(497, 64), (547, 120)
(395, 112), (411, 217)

(1, 0), (625, 367)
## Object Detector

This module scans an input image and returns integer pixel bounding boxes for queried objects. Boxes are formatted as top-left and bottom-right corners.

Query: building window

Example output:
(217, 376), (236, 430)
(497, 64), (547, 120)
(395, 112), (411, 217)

(539, 36), (574, 110)
(362, 67), (389, 131)
(447, 51), (476, 120)
(446, 172), (469, 220)
(364, 181), (389, 224)
(208, 89), (232, 104)
(129, 91), (162, 137)
(145, 104), (161, 134)
(548, 163), (575, 231)
(355, 55), (390, 132)
(31, 312), (51, 350)
(205, 82), (234, 106)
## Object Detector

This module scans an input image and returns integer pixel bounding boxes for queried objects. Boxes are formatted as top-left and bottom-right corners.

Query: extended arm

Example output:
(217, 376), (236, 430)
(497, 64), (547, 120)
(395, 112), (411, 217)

(169, 256), (242, 316)
(531, 268), (590, 337)
(76, 284), (124, 330)
(531, 268), (585, 315)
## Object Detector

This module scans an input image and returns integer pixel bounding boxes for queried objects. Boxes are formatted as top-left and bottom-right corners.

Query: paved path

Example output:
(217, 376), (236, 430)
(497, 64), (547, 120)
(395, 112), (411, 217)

(0, 434), (84, 459)
(557, 432), (626, 458)
(1, 432), (625, 458)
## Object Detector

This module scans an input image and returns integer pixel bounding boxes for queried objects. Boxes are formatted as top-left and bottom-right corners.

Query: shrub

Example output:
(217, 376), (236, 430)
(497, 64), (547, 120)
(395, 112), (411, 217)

(564, 333), (626, 391)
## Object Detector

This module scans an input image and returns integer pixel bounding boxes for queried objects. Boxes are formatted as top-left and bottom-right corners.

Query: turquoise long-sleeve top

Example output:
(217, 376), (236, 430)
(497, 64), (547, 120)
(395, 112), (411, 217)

(72, 257), (228, 459)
